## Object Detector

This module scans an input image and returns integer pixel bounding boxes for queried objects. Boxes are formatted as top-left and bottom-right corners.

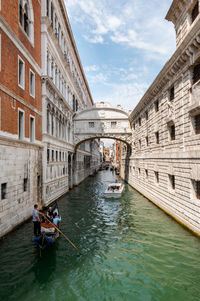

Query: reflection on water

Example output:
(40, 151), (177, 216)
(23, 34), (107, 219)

(0, 170), (200, 301)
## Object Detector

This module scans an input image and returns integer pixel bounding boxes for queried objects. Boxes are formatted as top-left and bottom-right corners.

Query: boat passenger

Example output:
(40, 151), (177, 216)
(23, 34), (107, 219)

(32, 204), (41, 236)
(47, 207), (54, 222)
(53, 212), (61, 227)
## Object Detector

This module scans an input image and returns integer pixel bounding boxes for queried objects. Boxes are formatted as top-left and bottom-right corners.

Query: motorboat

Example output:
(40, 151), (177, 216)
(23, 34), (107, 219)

(104, 183), (124, 198)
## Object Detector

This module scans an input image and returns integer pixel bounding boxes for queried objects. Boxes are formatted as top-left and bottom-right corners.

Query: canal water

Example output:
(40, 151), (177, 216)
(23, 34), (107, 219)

(0, 170), (200, 301)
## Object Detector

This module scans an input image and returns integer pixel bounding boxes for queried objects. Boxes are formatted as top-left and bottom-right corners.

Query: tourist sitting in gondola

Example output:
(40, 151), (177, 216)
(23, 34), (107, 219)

(47, 207), (54, 222)
(53, 212), (61, 228)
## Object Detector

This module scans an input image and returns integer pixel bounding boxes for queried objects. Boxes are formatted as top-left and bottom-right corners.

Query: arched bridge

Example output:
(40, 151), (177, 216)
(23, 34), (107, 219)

(73, 102), (132, 148)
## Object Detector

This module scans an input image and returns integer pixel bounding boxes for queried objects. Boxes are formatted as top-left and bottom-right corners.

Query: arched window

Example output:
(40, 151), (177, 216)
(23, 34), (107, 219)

(19, 0), (34, 43)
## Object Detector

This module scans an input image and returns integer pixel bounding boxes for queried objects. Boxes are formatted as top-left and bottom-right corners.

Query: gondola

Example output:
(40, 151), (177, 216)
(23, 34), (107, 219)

(33, 203), (60, 249)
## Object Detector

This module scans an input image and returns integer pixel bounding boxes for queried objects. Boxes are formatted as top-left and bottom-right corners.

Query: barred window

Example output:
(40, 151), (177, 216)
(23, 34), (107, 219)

(155, 100), (159, 112)
(191, 1), (199, 23)
(196, 181), (200, 199)
(155, 172), (159, 183)
(1, 183), (7, 200)
(195, 114), (200, 134)
(170, 124), (175, 140)
(193, 63), (200, 84)
(155, 131), (159, 144)
(146, 136), (149, 146)
(89, 122), (94, 128)
(169, 175), (175, 190)
(170, 86), (174, 101)
(111, 122), (117, 128)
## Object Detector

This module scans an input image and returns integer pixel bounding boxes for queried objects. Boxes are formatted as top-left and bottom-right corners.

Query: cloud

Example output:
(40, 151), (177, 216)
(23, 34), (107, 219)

(65, 0), (175, 57)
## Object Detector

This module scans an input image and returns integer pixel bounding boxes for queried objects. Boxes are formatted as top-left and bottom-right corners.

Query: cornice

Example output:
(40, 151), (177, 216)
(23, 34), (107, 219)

(59, 0), (94, 106)
(41, 75), (73, 114)
(129, 17), (200, 122)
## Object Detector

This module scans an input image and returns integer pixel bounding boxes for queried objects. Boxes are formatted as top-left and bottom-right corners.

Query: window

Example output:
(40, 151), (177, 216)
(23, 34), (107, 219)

(194, 181), (200, 199)
(133, 122), (135, 130)
(138, 117), (141, 126)
(0, 34), (1, 72)
(52, 150), (54, 161)
(138, 168), (141, 176)
(155, 100), (159, 112)
(170, 86), (174, 101)
(30, 70), (35, 97)
(24, 178), (28, 192)
(1, 183), (7, 200)
(146, 136), (149, 146)
(56, 151), (58, 161)
(169, 124), (175, 140)
(139, 139), (141, 149)
(18, 109), (25, 140)
(191, 1), (199, 23)
(145, 169), (148, 179)
(145, 110), (148, 121)
(193, 63), (200, 84)
(47, 149), (50, 162)
(89, 122), (94, 128)
(18, 56), (25, 89)
(46, 0), (49, 16)
(195, 114), (200, 134)
(30, 116), (35, 142)
(155, 131), (159, 144)
(169, 175), (175, 190)
(19, 0), (34, 42)
(73, 95), (76, 112)
(155, 172), (159, 183)
(111, 122), (117, 128)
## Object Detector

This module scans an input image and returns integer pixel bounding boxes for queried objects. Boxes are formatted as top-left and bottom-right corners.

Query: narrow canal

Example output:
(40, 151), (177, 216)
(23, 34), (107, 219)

(0, 170), (200, 301)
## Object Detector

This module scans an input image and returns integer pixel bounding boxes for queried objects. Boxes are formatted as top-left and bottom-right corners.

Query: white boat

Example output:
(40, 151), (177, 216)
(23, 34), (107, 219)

(104, 183), (124, 198)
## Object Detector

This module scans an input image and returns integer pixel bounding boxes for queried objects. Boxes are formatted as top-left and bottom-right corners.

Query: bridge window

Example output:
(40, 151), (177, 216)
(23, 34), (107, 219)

(89, 122), (94, 128)
(111, 122), (117, 128)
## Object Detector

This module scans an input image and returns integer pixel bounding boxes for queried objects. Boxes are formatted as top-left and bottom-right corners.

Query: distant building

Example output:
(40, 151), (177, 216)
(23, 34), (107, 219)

(104, 147), (111, 162)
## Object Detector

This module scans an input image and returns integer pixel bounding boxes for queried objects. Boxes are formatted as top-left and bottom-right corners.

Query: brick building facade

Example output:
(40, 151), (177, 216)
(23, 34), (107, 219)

(0, 0), (43, 236)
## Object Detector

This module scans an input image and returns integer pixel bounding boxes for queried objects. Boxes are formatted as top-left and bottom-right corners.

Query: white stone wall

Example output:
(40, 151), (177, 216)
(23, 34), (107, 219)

(121, 7), (200, 236)
(0, 139), (42, 237)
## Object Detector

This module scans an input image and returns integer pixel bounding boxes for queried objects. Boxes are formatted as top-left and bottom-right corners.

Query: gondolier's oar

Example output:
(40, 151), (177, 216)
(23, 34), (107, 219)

(41, 213), (81, 255)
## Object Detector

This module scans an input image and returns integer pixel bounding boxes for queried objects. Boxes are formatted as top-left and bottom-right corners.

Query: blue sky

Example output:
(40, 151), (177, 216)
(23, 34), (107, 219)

(65, 0), (175, 111)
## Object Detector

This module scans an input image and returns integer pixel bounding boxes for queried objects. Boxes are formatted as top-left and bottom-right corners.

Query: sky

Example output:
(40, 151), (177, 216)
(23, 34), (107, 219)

(65, 0), (175, 112)
(64, 0), (175, 146)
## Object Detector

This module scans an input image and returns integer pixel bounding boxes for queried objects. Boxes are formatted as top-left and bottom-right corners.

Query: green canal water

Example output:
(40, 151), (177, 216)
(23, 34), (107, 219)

(0, 170), (200, 301)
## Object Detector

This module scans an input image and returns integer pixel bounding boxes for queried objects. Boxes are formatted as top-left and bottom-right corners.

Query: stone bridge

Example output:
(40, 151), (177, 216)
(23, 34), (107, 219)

(73, 102), (132, 147)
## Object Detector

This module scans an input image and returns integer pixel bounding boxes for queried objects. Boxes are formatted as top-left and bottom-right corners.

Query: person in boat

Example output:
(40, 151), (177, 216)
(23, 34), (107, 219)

(53, 212), (61, 228)
(47, 207), (54, 222)
(32, 204), (41, 236)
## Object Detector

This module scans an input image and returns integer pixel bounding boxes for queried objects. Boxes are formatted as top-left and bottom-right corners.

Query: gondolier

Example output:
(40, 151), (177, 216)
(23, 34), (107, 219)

(32, 204), (41, 236)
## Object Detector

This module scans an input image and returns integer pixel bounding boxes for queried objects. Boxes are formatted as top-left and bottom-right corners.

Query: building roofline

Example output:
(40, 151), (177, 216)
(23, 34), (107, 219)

(59, 0), (94, 105)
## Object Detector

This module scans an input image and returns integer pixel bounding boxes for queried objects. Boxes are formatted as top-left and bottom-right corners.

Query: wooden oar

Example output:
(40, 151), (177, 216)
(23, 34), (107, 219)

(41, 213), (81, 255)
